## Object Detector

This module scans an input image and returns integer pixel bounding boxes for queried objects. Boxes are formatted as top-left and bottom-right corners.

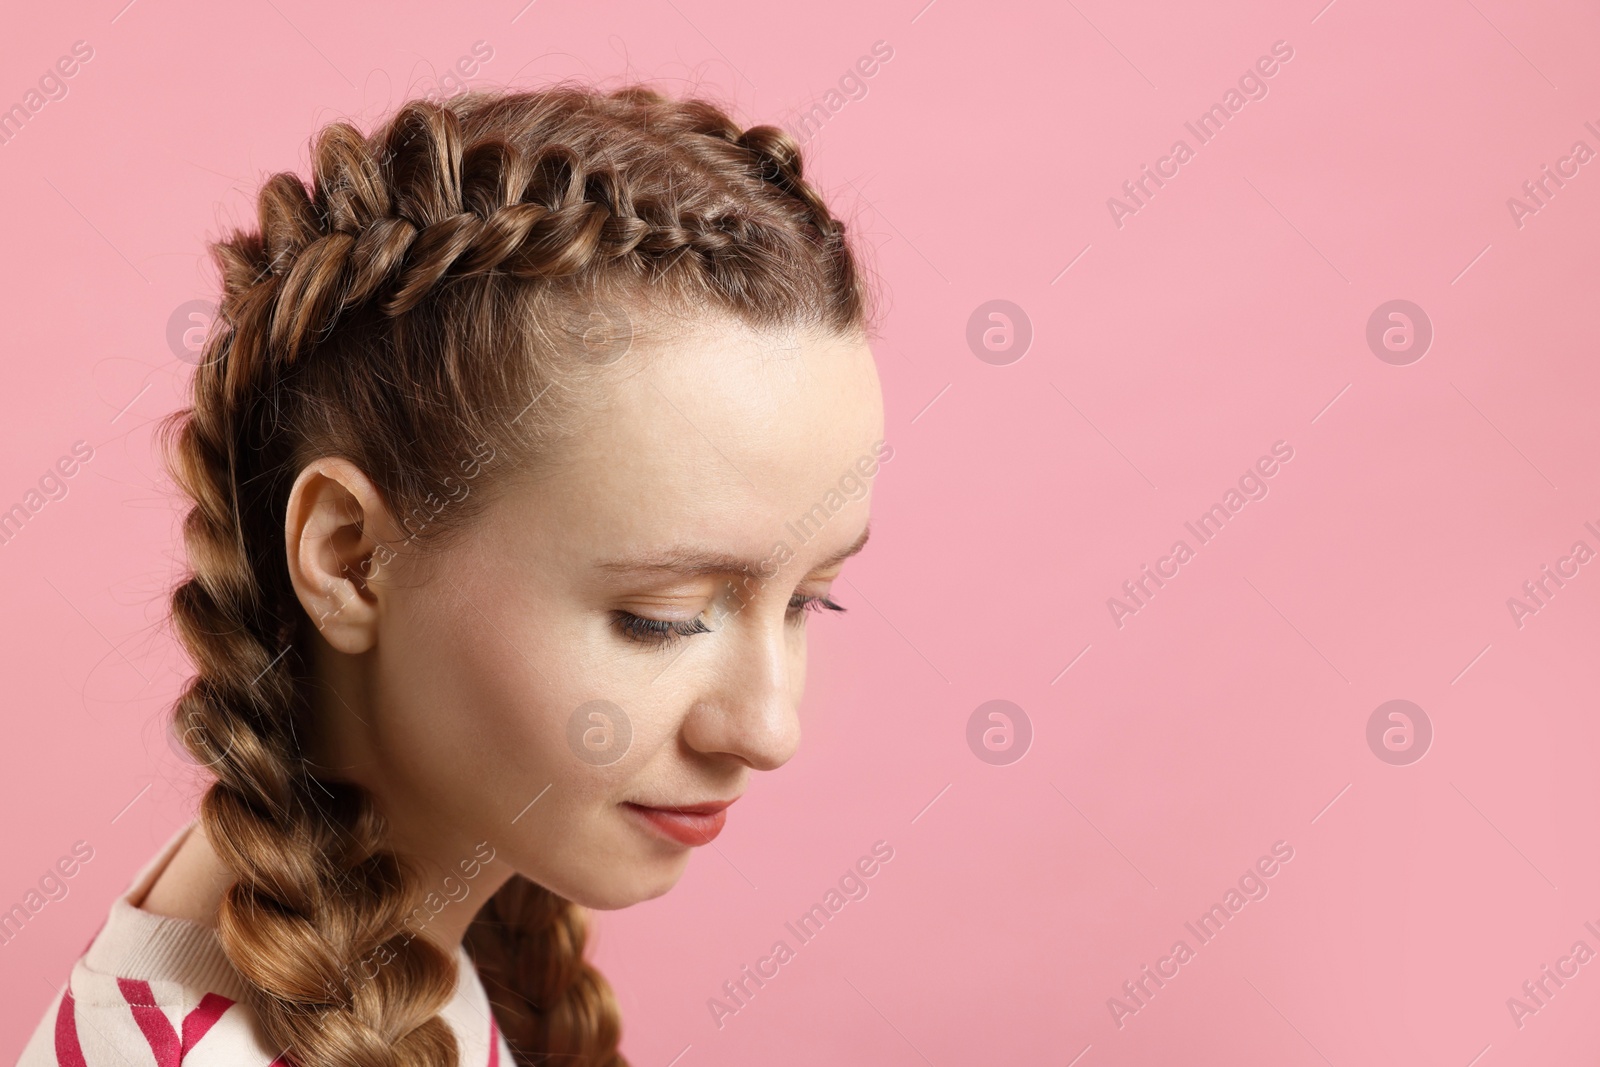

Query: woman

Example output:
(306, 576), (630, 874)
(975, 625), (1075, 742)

(17, 83), (886, 1067)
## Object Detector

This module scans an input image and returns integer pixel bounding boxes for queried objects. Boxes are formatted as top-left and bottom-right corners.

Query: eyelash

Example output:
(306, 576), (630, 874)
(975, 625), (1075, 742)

(612, 594), (846, 648)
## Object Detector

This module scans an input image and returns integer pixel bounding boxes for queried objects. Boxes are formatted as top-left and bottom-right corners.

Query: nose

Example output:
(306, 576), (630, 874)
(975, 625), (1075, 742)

(679, 619), (801, 771)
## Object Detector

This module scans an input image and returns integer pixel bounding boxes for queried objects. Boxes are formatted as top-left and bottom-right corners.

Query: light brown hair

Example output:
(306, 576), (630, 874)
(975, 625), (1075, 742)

(156, 83), (873, 1066)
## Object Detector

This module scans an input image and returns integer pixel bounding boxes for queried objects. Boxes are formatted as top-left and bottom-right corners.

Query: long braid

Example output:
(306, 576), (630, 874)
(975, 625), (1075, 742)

(464, 877), (623, 1064)
(158, 84), (869, 1067)
(162, 156), (466, 1067)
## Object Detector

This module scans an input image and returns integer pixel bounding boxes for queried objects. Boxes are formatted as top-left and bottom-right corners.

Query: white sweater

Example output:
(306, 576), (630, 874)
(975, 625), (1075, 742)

(14, 820), (515, 1066)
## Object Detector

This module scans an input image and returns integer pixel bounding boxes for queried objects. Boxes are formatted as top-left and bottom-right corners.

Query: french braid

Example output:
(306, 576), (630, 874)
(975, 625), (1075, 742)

(156, 83), (869, 1067)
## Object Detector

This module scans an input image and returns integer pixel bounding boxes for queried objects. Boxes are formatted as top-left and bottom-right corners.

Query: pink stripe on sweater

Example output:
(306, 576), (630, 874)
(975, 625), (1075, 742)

(180, 994), (234, 1054)
(118, 979), (181, 1067)
(116, 978), (237, 1066)
(52, 990), (87, 1067)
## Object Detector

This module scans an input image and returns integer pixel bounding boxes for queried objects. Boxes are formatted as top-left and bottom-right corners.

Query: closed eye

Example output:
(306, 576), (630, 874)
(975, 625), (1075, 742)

(790, 593), (846, 619)
(611, 611), (714, 647)
(612, 592), (846, 649)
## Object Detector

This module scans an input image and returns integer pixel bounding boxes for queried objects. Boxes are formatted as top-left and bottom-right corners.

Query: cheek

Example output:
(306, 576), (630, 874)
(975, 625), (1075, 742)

(372, 575), (597, 819)
(375, 569), (686, 821)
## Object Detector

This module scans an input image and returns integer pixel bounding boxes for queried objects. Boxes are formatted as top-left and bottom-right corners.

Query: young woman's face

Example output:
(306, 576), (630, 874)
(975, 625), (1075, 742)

(294, 321), (885, 910)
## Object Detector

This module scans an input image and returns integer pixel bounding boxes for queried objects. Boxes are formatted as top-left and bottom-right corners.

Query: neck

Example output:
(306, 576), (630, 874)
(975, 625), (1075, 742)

(380, 827), (519, 956)
(300, 626), (519, 956)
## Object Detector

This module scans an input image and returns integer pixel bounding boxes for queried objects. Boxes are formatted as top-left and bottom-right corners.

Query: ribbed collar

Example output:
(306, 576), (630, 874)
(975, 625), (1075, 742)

(75, 818), (498, 1062)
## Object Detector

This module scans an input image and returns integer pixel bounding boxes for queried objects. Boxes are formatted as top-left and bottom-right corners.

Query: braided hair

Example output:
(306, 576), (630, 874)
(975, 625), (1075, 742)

(156, 83), (871, 1067)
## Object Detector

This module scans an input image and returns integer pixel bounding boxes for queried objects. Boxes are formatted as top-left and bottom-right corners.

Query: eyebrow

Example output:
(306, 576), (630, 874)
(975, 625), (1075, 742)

(594, 522), (871, 580)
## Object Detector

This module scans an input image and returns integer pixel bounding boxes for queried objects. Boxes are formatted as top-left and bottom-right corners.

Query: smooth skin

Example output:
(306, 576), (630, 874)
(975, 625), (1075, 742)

(139, 317), (885, 960)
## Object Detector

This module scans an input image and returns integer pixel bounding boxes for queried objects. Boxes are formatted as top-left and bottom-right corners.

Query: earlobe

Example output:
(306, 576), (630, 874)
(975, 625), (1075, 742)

(284, 459), (399, 655)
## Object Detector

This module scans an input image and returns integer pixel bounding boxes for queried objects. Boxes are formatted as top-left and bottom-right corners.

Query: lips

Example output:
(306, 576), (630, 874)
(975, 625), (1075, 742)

(623, 799), (736, 846)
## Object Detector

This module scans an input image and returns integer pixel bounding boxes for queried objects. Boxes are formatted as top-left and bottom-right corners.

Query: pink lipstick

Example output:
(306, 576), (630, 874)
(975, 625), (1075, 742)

(623, 799), (734, 846)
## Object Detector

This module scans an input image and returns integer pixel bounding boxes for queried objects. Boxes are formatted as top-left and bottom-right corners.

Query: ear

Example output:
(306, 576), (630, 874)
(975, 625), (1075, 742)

(284, 458), (404, 655)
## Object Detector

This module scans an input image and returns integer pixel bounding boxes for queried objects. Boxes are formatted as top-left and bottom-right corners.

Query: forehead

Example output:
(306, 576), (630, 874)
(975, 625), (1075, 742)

(618, 321), (877, 460)
(495, 322), (883, 569)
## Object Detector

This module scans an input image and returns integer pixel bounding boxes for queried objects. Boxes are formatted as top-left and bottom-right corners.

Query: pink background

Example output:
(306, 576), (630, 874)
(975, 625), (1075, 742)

(3, 0), (1599, 1064)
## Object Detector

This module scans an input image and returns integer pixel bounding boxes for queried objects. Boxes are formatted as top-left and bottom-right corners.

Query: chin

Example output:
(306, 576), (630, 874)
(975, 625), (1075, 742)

(569, 858), (690, 911)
